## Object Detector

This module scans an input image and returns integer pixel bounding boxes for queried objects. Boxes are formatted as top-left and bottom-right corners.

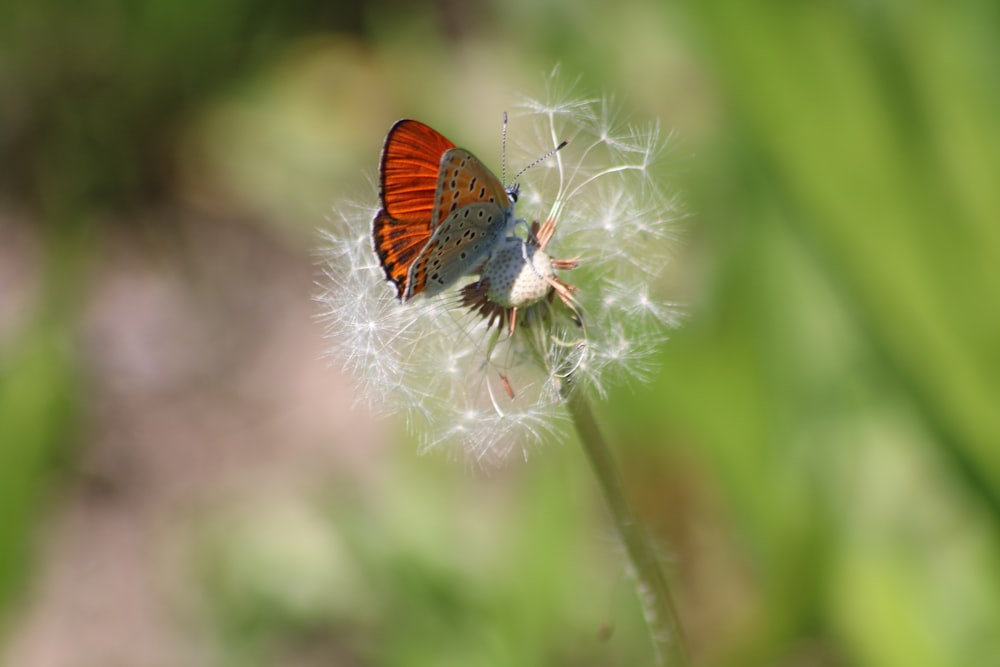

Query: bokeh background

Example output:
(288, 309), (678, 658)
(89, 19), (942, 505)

(2, 0), (999, 665)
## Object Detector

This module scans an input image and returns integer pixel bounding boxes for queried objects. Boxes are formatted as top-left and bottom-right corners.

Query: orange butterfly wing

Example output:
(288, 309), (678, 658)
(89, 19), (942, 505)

(373, 119), (456, 298)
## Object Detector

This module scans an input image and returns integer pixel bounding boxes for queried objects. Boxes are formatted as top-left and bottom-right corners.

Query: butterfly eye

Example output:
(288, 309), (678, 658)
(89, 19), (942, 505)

(507, 183), (520, 204)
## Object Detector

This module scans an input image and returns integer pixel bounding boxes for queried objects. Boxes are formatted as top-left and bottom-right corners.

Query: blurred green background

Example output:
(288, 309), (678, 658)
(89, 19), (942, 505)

(2, 0), (999, 665)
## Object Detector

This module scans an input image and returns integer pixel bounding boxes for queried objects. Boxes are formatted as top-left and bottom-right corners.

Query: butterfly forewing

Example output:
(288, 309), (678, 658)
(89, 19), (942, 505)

(432, 149), (511, 228)
(380, 120), (456, 222)
(372, 209), (432, 297)
(373, 120), (458, 298)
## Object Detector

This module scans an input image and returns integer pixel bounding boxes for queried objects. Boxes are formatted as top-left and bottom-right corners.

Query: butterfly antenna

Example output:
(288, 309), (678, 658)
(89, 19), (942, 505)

(510, 138), (568, 185)
(501, 111), (509, 186)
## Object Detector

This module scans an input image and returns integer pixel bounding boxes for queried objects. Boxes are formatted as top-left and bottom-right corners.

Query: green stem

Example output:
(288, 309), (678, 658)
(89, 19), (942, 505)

(563, 384), (689, 666)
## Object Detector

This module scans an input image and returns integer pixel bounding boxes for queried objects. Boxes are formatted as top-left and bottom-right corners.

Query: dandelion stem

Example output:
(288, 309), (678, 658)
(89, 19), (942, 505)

(563, 383), (688, 666)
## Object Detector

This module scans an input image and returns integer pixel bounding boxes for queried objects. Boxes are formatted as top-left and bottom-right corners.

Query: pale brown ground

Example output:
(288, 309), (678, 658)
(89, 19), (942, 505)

(1, 207), (382, 666)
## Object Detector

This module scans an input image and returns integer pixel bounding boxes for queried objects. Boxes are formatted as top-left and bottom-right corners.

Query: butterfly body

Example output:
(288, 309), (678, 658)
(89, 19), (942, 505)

(373, 119), (517, 301)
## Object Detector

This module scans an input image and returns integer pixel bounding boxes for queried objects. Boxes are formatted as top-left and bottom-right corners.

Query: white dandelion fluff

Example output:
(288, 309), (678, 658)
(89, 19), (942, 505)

(317, 77), (682, 466)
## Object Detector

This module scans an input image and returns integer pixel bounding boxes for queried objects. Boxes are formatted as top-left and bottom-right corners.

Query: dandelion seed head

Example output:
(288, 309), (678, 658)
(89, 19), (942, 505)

(481, 238), (555, 309)
(317, 70), (682, 466)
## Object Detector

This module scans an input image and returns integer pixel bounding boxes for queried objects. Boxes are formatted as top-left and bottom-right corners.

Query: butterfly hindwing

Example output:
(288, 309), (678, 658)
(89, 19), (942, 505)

(407, 202), (512, 299)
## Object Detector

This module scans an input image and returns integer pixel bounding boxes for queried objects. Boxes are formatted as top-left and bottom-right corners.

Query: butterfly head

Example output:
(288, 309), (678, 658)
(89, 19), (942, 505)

(506, 182), (520, 204)
(500, 111), (564, 209)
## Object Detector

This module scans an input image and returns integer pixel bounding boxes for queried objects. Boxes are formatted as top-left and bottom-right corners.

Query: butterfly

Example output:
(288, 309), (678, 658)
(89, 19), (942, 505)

(372, 119), (521, 302)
